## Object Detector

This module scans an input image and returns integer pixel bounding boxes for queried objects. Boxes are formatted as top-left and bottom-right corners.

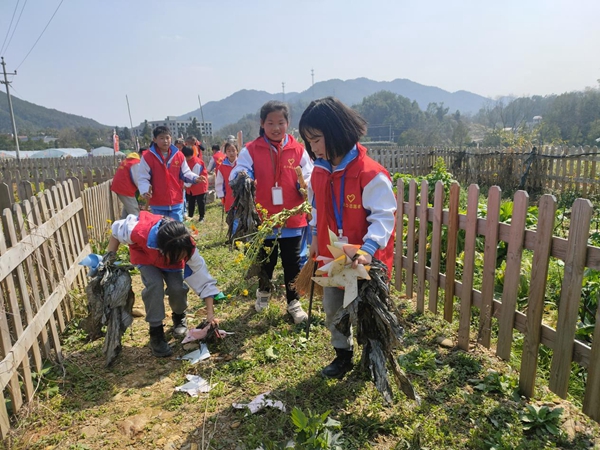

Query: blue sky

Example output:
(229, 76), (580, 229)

(0, 0), (599, 127)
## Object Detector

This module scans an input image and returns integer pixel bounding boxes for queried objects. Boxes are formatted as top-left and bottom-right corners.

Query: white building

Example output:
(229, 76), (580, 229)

(145, 116), (212, 138)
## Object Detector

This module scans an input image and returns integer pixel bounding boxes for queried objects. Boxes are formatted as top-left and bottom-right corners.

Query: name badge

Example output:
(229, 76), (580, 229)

(272, 186), (283, 205)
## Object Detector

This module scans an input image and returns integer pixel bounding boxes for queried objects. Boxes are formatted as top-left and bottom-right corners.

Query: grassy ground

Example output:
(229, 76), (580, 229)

(4, 201), (600, 449)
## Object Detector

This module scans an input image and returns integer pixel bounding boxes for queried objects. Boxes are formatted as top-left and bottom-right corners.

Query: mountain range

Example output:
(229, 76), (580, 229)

(0, 89), (106, 133)
(1, 77), (491, 134)
(180, 77), (491, 131)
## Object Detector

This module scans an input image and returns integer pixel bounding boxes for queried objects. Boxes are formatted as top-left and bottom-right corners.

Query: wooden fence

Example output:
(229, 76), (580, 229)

(370, 145), (600, 196)
(0, 156), (120, 209)
(0, 179), (118, 438)
(395, 179), (600, 422)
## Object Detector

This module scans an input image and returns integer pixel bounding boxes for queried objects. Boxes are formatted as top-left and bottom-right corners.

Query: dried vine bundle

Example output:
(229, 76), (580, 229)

(85, 262), (135, 367)
(332, 258), (419, 404)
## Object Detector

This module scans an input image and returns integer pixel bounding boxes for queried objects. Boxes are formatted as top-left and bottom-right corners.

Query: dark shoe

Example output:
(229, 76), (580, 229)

(321, 348), (354, 379)
(172, 312), (188, 339)
(149, 325), (173, 357)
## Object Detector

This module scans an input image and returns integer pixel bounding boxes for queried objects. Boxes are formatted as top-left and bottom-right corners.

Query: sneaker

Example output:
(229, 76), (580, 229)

(287, 300), (308, 324)
(255, 289), (270, 312)
(172, 312), (188, 339)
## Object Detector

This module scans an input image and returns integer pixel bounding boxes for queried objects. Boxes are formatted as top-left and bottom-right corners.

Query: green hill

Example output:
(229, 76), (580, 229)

(0, 89), (107, 132)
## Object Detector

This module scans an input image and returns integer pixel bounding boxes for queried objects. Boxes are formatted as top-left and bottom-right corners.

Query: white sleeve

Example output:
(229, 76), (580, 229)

(207, 158), (216, 172)
(180, 159), (199, 184)
(229, 146), (254, 180)
(130, 163), (141, 188)
(215, 170), (225, 198)
(361, 173), (397, 253)
(110, 215), (139, 245)
(184, 249), (220, 298)
(300, 150), (313, 187)
(307, 178), (317, 231)
(137, 158), (151, 195)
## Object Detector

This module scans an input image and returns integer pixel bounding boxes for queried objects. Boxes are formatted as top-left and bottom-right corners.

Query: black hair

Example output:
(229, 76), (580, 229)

(181, 146), (194, 158)
(259, 101), (289, 137)
(153, 126), (171, 138)
(212, 144), (220, 151)
(156, 219), (195, 264)
(139, 147), (148, 156)
(299, 97), (367, 162)
(223, 142), (238, 153)
(185, 136), (197, 142)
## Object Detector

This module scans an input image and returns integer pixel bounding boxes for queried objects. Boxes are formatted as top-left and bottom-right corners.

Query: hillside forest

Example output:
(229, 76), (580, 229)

(1, 84), (600, 152)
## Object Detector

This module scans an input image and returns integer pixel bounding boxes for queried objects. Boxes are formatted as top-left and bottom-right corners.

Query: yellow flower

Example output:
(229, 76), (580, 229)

(242, 289), (248, 296)
(87, 225), (93, 229)
(106, 219), (112, 224)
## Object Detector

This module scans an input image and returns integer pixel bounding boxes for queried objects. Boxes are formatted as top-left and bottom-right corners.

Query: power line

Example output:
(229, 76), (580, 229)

(3, 0), (29, 56)
(16, 0), (65, 71)
(0, 0), (21, 55)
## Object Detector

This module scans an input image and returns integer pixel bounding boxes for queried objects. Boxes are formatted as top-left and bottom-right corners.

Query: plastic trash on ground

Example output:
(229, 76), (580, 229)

(232, 391), (286, 414)
(175, 374), (212, 397)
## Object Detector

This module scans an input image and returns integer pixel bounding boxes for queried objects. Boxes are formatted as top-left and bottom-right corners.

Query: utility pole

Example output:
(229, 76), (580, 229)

(126, 95), (140, 152)
(197, 95), (205, 138)
(1, 57), (20, 162)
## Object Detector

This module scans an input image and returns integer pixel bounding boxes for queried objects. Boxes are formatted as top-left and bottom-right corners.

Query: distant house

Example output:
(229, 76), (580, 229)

(138, 116), (213, 138)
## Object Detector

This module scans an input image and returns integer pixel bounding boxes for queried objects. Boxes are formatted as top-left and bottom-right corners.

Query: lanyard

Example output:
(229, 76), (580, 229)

(264, 135), (288, 187)
(330, 172), (346, 237)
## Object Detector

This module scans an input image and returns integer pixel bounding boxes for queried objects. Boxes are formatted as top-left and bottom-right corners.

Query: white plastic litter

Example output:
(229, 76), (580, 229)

(177, 343), (211, 364)
(175, 374), (212, 397)
(232, 391), (286, 414)
(181, 328), (234, 344)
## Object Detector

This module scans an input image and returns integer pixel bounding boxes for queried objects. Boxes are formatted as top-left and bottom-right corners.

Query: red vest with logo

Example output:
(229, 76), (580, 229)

(311, 144), (395, 274)
(186, 156), (208, 195)
(246, 135), (307, 229)
(129, 211), (193, 269)
(217, 159), (236, 211)
(111, 155), (140, 197)
(142, 145), (186, 206)
(212, 151), (226, 171)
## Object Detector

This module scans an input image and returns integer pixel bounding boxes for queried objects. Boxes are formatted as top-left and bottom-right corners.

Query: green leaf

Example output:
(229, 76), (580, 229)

(265, 346), (279, 361)
(545, 423), (560, 435)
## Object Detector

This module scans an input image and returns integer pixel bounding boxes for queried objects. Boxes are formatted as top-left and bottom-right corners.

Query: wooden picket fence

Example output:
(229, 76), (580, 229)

(370, 145), (600, 196)
(0, 179), (118, 438)
(395, 179), (600, 422)
(0, 156), (120, 210)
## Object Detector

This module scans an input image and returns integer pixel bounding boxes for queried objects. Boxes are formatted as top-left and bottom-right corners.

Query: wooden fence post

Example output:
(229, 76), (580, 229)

(519, 194), (557, 398)
(416, 180), (429, 313)
(549, 198), (593, 398)
(428, 181), (444, 314)
(394, 180), (404, 292)
(457, 184), (479, 350)
(444, 182), (460, 323)
(496, 190), (529, 360)
(478, 186), (501, 348)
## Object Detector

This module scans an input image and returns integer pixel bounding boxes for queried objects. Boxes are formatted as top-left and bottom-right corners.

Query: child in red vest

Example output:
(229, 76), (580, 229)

(138, 126), (202, 222)
(207, 144), (226, 174)
(106, 211), (220, 357)
(111, 151), (141, 219)
(182, 146), (208, 222)
(230, 101), (314, 323)
(215, 141), (238, 212)
(300, 97), (396, 379)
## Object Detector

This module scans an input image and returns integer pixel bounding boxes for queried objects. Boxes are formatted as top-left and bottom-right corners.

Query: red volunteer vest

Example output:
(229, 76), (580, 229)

(311, 144), (395, 274)
(142, 145), (186, 206)
(246, 135), (307, 228)
(212, 151), (226, 171)
(111, 155), (140, 197)
(217, 160), (236, 211)
(186, 156), (208, 195)
(129, 211), (194, 270)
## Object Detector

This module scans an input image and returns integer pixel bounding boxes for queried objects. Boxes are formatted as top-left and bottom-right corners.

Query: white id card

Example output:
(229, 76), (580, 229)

(272, 186), (283, 205)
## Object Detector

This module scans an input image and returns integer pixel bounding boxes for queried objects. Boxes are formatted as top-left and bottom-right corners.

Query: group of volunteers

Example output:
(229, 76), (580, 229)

(107, 97), (396, 379)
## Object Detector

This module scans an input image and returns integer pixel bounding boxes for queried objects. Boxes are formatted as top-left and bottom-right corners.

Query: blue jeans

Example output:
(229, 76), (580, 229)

(150, 202), (184, 222)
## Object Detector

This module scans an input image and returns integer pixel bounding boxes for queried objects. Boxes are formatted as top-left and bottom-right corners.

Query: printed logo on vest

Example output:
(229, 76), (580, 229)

(346, 194), (356, 203)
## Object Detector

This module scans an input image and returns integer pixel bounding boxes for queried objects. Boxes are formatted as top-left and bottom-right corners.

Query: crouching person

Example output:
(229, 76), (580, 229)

(106, 211), (219, 357)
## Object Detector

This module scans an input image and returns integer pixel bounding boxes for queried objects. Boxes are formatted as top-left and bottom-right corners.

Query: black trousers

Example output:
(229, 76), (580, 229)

(258, 235), (302, 304)
(186, 192), (206, 220)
